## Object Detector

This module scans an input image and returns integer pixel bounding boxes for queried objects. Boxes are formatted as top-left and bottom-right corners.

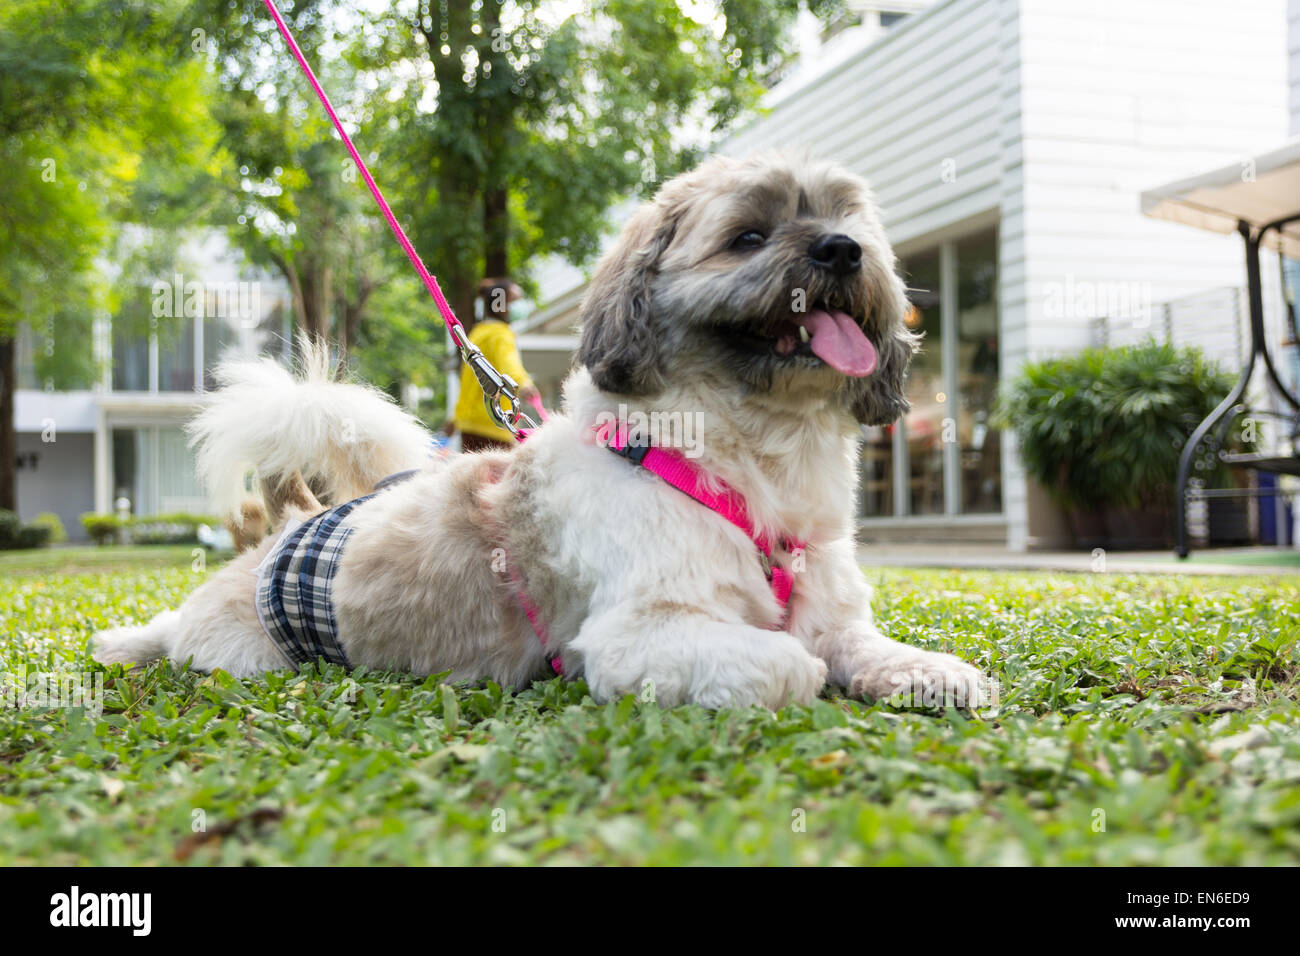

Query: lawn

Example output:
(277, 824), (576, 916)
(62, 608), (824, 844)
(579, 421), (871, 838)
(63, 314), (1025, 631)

(0, 544), (221, 577)
(1, 551), (1298, 865)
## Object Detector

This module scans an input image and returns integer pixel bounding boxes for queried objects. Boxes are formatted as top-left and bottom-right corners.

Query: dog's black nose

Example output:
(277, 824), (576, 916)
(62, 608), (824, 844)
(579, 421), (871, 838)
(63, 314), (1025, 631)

(809, 234), (862, 275)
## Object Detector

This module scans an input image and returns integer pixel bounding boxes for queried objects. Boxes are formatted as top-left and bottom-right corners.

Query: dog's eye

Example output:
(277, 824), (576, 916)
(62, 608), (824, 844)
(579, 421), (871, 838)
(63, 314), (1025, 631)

(731, 230), (766, 250)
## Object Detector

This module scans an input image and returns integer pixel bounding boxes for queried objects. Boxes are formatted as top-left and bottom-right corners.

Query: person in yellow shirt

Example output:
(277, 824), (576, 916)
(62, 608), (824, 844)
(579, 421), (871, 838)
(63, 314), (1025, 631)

(447, 278), (540, 452)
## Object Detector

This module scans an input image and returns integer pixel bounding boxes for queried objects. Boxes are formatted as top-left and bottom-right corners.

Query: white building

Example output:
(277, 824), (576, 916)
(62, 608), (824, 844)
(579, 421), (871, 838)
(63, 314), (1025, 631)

(520, 0), (1297, 550)
(13, 232), (292, 539)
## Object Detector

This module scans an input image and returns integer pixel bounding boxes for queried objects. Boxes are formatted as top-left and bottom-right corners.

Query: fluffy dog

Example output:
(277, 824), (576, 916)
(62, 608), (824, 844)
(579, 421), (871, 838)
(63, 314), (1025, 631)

(92, 152), (984, 709)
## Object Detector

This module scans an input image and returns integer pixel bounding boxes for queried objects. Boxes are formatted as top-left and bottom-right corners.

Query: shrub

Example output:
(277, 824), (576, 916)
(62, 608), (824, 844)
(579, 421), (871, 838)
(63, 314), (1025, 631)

(994, 341), (1238, 512)
(0, 510), (20, 548)
(81, 513), (124, 546)
(80, 512), (220, 546)
(130, 512), (219, 545)
(29, 512), (67, 545)
(15, 524), (51, 548)
(0, 509), (53, 550)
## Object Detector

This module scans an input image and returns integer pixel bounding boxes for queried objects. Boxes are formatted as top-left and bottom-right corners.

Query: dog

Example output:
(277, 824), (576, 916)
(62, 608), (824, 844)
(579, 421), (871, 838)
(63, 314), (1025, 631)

(92, 152), (984, 710)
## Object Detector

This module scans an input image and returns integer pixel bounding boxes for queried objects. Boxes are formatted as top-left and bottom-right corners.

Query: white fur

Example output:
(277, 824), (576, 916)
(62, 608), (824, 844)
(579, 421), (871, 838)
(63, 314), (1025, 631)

(188, 339), (431, 520)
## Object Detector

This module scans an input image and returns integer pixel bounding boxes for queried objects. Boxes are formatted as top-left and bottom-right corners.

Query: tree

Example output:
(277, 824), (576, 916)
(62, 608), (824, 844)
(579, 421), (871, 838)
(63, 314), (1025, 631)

(201, 0), (827, 342)
(365, 0), (828, 323)
(193, 0), (412, 362)
(0, 0), (224, 510)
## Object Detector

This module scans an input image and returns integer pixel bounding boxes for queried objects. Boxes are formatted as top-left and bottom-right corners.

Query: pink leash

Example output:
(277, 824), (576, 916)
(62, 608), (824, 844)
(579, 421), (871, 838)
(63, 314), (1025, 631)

(261, 0), (538, 440)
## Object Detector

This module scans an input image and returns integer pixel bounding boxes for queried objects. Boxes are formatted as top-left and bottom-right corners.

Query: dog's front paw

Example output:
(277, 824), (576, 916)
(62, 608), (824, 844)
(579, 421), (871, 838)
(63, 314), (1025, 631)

(785, 653), (830, 708)
(851, 649), (984, 708)
(691, 643), (827, 711)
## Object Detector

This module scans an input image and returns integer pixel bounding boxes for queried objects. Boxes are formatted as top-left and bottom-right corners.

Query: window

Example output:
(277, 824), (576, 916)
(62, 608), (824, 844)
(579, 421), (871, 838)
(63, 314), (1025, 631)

(108, 284), (289, 394)
(112, 323), (150, 392)
(157, 314), (196, 392)
(112, 426), (206, 515)
(956, 231), (1001, 513)
(15, 317), (96, 391)
(15, 325), (40, 390)
(859, 228), (1001, 519)
(903, 250), (945, 516)
(202, 314), (241, 390)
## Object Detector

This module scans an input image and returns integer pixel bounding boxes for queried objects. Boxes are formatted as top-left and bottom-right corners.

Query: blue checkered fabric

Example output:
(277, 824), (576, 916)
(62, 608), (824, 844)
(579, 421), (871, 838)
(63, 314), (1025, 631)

(255, 495), (375, 669)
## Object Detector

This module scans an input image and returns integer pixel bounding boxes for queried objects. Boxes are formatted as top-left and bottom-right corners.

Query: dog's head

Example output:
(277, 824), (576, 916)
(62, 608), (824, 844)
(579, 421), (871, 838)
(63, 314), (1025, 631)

(577, 152), (916, 425)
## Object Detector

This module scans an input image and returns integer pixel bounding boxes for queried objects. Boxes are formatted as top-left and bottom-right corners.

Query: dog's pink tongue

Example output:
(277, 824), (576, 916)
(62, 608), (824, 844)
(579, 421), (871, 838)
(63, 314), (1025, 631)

(802, 309), (877, 377)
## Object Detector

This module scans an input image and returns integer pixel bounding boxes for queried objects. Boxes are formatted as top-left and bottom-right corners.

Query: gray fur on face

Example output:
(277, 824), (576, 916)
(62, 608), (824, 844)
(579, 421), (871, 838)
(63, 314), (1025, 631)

(576, 152), (917, 425)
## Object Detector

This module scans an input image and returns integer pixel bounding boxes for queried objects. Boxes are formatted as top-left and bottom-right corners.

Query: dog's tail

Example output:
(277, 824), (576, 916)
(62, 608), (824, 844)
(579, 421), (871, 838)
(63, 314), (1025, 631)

(91, 610), (180, 669)
(188, 336), (432, 529)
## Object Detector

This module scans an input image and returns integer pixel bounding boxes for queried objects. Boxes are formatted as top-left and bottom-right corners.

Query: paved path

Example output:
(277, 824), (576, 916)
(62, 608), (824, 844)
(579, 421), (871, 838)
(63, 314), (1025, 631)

(854, 543), (1299, 577)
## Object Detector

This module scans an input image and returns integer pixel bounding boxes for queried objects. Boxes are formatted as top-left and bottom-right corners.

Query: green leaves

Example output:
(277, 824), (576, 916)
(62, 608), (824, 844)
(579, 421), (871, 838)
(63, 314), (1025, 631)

(364, 0), (811, 309)
(993, 341), (1238, 511)
(0, 0), (224, 336)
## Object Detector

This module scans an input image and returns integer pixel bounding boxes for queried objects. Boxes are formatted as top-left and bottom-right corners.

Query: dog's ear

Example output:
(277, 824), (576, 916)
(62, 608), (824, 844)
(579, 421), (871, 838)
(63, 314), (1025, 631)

(851, 264), (919, 426)
(577, 203), (677, 395)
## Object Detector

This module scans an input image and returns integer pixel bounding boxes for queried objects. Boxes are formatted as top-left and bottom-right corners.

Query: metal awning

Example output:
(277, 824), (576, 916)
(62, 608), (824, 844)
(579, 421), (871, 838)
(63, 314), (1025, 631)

(1140, 137), (1300, 258)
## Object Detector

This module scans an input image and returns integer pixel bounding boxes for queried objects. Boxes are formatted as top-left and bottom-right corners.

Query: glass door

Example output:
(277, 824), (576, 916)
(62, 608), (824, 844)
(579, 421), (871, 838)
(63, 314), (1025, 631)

(859, 228), (1002, 518)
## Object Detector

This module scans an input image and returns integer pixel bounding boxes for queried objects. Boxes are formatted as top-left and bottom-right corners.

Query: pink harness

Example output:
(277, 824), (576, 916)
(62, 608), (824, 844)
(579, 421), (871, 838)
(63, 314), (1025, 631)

(597, 421), (805, 619)
(507, 422), (805, 677)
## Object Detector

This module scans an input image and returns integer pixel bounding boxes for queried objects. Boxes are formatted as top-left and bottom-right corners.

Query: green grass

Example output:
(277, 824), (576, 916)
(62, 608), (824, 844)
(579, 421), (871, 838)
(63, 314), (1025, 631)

(0, 544), (224, 577)
(1, 553), (1298, 865)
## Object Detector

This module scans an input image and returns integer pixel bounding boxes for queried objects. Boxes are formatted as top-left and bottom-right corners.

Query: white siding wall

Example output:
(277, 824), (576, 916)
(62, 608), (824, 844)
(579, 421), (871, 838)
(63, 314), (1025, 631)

(995, 0), (1030, 547)
(1290, 0), (1300, 133)
(15, 433), (95, 541)
(1017, 0), (1288, 358)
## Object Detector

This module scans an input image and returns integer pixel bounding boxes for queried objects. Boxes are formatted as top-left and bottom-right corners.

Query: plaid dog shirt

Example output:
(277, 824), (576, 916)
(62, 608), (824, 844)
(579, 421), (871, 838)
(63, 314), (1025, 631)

(254, 494), (375, 669)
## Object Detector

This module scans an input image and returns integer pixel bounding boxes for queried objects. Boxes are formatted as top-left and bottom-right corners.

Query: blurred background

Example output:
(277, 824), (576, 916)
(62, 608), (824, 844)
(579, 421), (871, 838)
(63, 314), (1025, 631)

(2, 0), (1298, 556)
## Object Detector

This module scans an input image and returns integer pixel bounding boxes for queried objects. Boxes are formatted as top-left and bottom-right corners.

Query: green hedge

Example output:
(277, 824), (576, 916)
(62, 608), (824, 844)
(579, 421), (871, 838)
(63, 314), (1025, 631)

(0, 510), (53, 550)
(28, 512), (67, 544)
(79, 512), (220, 546)
(80, 513), (122, 546)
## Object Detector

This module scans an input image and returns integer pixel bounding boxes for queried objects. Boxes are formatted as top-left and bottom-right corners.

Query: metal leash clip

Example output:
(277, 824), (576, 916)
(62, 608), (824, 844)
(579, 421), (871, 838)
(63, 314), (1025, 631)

(452, 332), (538, 439)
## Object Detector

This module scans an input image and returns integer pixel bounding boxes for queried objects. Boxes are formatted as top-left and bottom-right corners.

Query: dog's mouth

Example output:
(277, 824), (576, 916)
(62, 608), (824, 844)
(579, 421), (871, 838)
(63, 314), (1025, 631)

(727, 304), (878, 378)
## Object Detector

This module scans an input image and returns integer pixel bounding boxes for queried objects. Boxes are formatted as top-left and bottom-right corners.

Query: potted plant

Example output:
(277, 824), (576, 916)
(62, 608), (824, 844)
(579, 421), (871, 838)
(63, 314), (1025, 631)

(994, 341), (1238, 549)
